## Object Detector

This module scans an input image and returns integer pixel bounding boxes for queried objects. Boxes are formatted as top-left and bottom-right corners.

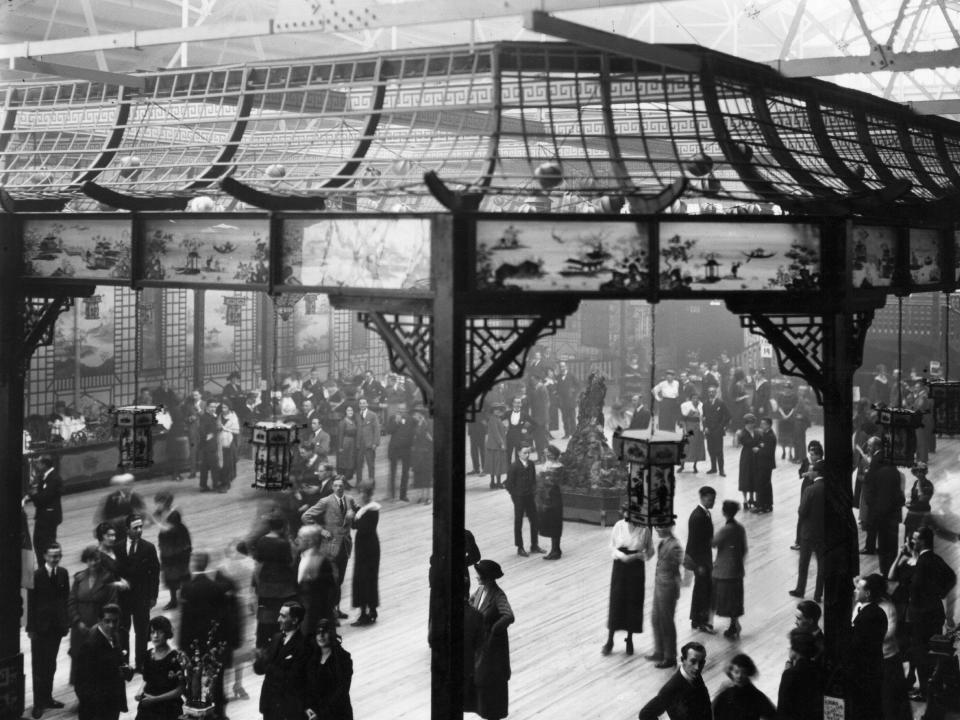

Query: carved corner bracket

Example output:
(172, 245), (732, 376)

(359, 312), (434, 408)
(740, 314), (825, 404)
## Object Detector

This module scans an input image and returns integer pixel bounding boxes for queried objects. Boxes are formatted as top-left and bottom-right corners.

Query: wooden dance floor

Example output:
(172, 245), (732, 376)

(20, 426), (960, 719)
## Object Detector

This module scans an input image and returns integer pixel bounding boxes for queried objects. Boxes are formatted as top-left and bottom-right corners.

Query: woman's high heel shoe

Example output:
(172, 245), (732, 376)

(601, 641), (613, 656)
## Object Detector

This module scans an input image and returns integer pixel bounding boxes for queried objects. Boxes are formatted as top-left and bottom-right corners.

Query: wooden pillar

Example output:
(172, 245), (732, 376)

(430, 214), (465, 719)
(821, 311), (859, 694)
(192, 289), (205, 390)
(0, 212), (26, 720)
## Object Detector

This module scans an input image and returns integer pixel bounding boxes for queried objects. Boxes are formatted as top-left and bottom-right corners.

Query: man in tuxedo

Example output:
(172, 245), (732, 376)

(685, 487), (716, 634)
(22, 455), (62, 564)
(702, 385), (731, 476)
(504, 445), (542, 557)
(848, 574), (888, 719)
(638, 642), (711, 720)
(504, 396), (532, 465)
(74, 603), (133, 720)
(254, 601), (311, 720)
(27, 543), (70, 718)
(120, 514), (160, 672)
(908, 526), (956, 702)
(301, 478), (358, 619)
(385, 404), (415, 500)
(790, 466), (825, 603)
(355, 397), (381, 486)
(555, 361), (580, 438)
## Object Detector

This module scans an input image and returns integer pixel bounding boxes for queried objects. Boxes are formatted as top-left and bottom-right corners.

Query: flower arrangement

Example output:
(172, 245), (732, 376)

(172, 622), (227, 712)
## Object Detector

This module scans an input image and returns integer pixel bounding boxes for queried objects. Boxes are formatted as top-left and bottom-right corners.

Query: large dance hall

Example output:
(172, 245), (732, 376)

(3, 2), (960, 720)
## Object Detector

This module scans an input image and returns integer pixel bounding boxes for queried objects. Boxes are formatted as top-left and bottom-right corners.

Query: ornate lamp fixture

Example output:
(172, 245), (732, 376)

(82, 294), (102, 320)
(874, 297), (922, 464)
(612, 429), (684, 526)
(223, 294), (246, 326)
(247, 296), (302, 490)
(611, 303), (685, 526)
(114, 290), (161, 469)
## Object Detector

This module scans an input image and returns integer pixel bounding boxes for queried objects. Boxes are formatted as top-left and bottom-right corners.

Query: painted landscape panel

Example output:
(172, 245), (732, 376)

(908, 228), (942, 286)
(283, 217), (431, 289)
(851, 225), (896, 288)
(142, 217), (269, 285)
(475, 219), (650, 292)
(23, 218), (131, 281)
(658, 221), (820, 291)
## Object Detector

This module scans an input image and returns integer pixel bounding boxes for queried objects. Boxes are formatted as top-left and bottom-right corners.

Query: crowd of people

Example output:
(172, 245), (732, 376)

(18, 348), (960, 720)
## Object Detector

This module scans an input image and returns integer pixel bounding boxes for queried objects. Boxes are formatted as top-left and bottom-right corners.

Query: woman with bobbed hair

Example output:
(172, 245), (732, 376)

(711, 653), (777, 720)
(134, 616), (184, 720)
(67, 545), (118, 684)
(712, 500), (748, 640)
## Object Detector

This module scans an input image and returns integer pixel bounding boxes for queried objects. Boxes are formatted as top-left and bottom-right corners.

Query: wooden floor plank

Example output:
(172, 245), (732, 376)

(20, 426), (959, 719)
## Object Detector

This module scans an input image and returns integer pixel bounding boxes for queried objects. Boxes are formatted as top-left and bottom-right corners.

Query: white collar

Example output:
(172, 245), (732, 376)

(679, 665), (697, 684)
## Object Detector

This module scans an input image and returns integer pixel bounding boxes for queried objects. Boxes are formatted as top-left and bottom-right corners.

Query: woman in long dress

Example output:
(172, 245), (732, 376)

(134, 616), (184, 720)
(296, 525), (338, 637)
(67, 545), (119, 684)
(484, 405), (508, 489)
(351, 483), (381, 626)
(679, 392), (705, 473)
(471, 559), (514, 720)
(712, 653), (777, 720)
(410, 409), (434, 504)
(337, 405), (358, 481)
(728, 369), (752, 444)
(305, 619), (353, 720)
(152, 491), (192, 611)
(736, 414), (760, 510)
(776, 382), (798, 462)
(713, 500), (748, 639)
(602, 504), (654, 656)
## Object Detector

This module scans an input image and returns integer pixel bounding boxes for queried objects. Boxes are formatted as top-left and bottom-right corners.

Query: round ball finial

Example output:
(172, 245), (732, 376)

(118, 155), (143, 179)
(535, 161), (563, 190)
(265, 164), (287, 181)
(188, 196), (217, 213)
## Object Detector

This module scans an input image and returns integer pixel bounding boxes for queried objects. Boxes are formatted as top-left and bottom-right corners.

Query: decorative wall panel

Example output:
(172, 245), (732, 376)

(282, 217), (431, 289)
(23, 218), (131, 281)
(908, 228), (943, 286)
(142, 217), (269, 285)
(657, 221), (820, 291)
(475, 218), (650, 292)
(851, 225), (896, 289)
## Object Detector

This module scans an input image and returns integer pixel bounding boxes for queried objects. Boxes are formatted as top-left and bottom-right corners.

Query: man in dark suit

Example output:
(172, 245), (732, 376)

(466, 416), (487, 476)
(637, 642), (711, 720)
(685, 487), (716, 634)
(907, 525), (956, 701)
(505, 396), (532, 465)
(27, 543), (70, 718)
(627, 394), (652, 432)
(355, 397), (381, 486)
(861, 436), (906, 574)
(23, 455), (62, 563)
(555, 361), (580, 438)
(702, 386), (731, 476)
(504, 445), (542, 557)
(790, 466), (825, 603)
(778, 629), (823, 720)
(120, 514), (160, 672)
(74, 603), (133, 720)
(752, 367), (771, 416)
(180, 552), (237, 720)
(385, 404), (415, 500)
(848, 574), (888, 719)
(254, 601), (311, 720)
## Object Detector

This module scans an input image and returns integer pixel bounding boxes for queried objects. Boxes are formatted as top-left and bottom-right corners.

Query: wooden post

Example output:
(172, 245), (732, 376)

(0, 212), (26, 720)
(430, 214), (465, 719)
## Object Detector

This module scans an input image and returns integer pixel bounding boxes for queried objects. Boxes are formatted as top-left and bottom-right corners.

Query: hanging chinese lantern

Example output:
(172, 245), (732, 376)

(223, 295), (246, 326)
(248, 420), (300, 490)
(83, 295), (102, 320)
(139, 302), (154, 325)
(274, 293), (303, 321)
(875, 406), (923, 466)
(114, 405), (159, 469)
(612, 428), (685, 527)
(303, 294), (319, 315)
(928, 380), (960, 436)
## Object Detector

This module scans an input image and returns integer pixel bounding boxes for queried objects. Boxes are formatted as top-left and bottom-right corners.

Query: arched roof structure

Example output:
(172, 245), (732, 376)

(3, 38), (960, 215)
